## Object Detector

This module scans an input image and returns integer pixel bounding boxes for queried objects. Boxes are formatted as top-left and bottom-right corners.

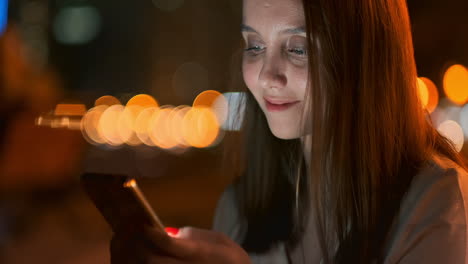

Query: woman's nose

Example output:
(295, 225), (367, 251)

(258, 54), (287, 90)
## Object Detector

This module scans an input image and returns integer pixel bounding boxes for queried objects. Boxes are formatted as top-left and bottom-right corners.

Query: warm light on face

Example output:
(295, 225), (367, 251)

(242, 0), (308, 140)
(443, 64), (468, 105)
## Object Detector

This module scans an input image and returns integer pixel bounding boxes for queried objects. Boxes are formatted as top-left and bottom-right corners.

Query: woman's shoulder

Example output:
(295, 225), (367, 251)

(403, 153), (468, 210)
(383, 153), (468, 263)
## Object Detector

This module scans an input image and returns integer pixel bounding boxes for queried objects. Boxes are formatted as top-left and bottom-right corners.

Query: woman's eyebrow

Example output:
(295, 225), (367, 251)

(280, 26), (306, 35)
(241, 24), (258, 33)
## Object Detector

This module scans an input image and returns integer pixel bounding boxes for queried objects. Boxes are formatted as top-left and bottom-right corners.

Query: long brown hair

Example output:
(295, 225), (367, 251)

(225, 0), (467, 262)
(302, 0), (467, 263)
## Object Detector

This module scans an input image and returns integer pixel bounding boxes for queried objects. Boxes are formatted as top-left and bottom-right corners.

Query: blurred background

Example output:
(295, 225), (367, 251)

(0, 0), (467, 263)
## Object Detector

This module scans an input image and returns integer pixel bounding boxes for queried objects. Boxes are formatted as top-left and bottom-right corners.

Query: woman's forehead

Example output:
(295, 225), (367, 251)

(242, 0), (305, 28)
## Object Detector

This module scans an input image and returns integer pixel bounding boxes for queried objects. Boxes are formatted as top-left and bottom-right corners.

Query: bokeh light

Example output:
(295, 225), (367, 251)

(53, 5), (101, 45)
(430, 98), (462, 127)
(117, 105), (143, 146)
(437, 120), (464, 152)
(420, 77), (439, 113)
(134, 107), (159, 147)
(54, 104), (87, 116)
(461, 104), (468, 140)
(148, 106), (179, 149)
(41, 92), (234, 149)
(169, 105), (191, 147)
(193, 90), (228, 125)
(0, 0), (8, 36)
(443, 64), (468, 105)
(193, 90), (222, 108)
(212, 93), (229, 126)
(416, 77), (429, 108)
(95, 95), (121, 106)
(35, 115), (81, 130)
(98, 105), (125, 146)
(182, 107), (220, 148)
(126, 94), (159, 108)
(81, 105), (108, 145)
(196, 107), (222, 148)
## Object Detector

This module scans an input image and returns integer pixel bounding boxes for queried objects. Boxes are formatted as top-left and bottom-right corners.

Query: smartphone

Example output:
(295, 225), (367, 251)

(81, 173), (165, 233)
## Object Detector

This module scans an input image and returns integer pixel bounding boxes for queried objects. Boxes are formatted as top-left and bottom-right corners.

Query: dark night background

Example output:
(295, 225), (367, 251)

(0, 0), (467, 263)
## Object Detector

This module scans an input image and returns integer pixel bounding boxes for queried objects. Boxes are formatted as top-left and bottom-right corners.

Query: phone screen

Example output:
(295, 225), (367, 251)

(81, 173), (165, 233)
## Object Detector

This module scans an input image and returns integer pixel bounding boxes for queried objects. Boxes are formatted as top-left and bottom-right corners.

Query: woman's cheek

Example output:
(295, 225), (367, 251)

(242, 60), (260, 93)
(290, 69), (308, 98)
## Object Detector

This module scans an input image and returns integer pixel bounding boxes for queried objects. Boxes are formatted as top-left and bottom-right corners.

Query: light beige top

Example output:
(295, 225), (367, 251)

(212, 154), (468, 263)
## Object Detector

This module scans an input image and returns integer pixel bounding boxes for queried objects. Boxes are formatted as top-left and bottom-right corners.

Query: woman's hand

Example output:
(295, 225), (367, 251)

(110, 226), (251, 264)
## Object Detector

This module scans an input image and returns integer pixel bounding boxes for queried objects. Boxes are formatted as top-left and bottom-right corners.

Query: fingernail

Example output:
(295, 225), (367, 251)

(165, 227), (179, 236)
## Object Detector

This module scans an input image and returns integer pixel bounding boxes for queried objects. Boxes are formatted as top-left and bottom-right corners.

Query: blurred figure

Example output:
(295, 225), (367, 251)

(0, 23), (85, 191)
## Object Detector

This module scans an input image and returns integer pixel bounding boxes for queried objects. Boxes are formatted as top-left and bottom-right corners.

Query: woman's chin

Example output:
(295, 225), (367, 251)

(270, 127), (301, 140)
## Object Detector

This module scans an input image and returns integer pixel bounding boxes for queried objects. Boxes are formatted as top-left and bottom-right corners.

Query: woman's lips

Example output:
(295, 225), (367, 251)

(264, 98), (300, 112)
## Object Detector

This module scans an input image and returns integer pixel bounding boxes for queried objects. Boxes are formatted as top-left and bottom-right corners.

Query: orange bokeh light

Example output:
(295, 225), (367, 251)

(95, 95), (122, 106)
(169, 105), (191, 147)
(182, 107), (220, 148)
(54, 104), (87, 116)
(148, 106), (179, 149)
(443, 64), (468, 105)
(134, 107), (159, 146)
(417, 77), (429, 109)
(81, 105), (108, 145)
(193, 90), (222, 108)
(118, 105), (143, 146)
(126, 94), (159, 108)
(420, 77), (439, 113)
(99, 105), (125, 146)
(48, 92), (226, 149)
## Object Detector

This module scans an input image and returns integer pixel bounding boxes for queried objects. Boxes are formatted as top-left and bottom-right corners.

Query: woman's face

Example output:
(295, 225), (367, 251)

(242, 0), (308, 139)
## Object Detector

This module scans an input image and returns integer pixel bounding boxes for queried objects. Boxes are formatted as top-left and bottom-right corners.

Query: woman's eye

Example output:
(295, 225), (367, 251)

(244, 45), (265, 55)
(288, 47), (307, 56)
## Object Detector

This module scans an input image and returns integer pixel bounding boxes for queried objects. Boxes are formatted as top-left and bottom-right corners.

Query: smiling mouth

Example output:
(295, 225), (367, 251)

(264, 99), (300, 112)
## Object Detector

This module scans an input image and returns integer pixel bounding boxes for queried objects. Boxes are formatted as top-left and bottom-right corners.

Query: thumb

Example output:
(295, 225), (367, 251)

(176, 226), (231, 245)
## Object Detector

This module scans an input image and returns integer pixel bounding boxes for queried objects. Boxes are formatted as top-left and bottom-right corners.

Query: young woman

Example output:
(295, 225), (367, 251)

(110, 0), (468, 263)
